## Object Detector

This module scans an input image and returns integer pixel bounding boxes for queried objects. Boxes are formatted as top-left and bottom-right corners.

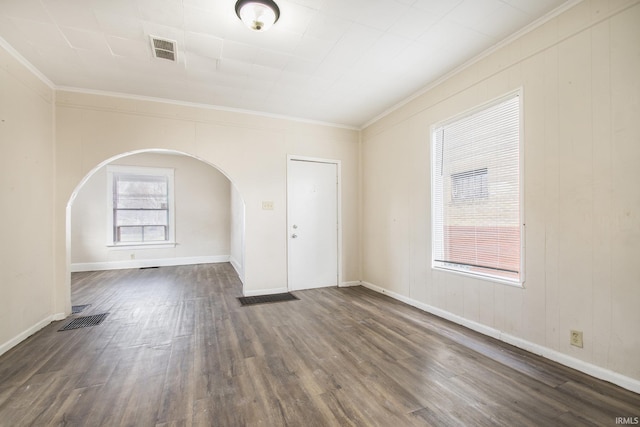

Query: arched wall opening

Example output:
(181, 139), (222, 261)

(65, 149), (246, 307)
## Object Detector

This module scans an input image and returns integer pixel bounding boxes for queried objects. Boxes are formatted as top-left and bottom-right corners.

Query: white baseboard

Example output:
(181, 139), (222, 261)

(243, 287), (289, 297)
(229, 256), (244, 284)
(360, 281), (640, 394)
(0, 313), (64, 358)
(244, 282), (358, 297)
(71, 255), (230, 272)
(339, 281), (361, 287)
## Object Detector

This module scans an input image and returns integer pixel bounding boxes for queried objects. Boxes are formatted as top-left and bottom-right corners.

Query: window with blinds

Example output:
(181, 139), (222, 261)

(431, 93), (522, 284)
(107, 166), (175, 246)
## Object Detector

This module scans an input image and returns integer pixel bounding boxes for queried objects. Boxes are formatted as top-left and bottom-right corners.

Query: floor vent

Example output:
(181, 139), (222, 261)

(59, 313), (109, 331)
(71, 304), (90, 314)
(150, 36), (177, 62)
(238, 293), (299, 306)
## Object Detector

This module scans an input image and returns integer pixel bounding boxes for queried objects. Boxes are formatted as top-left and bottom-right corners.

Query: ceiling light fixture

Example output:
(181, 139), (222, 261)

(235, 0), (280, 32)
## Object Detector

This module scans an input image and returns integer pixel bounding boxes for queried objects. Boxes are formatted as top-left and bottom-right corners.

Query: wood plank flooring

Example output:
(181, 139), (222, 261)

(0, 263), (638, 426)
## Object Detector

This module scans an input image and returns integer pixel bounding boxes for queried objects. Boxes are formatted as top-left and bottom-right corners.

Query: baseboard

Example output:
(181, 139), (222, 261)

(52, 312), (66, 321)
(229, 256), (244, 284)
(339, 281), (361, 287)
(360, 281), (501, 339)
(244, 282), (359, 297)
(360, 281), (640, 394)
(499, 333), (640, 394)
(71, 255), (230, 272)
(0, 313), (64, 358)
(243, 287), (289, 297)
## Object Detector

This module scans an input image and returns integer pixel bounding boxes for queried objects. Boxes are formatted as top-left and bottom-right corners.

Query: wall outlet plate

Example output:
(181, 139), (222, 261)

(570, 330), (583, 348)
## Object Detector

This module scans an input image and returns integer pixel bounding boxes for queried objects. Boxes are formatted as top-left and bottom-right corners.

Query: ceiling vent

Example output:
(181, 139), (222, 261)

(150, 36), (177, 62)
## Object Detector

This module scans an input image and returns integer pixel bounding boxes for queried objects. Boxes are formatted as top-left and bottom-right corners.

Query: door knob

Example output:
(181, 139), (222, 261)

(291, 233), (298, 238)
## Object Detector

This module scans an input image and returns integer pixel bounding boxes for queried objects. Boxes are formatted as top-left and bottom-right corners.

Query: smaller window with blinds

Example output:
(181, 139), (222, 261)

(107, 166), (175, 246)
(431, 92), (523, 284)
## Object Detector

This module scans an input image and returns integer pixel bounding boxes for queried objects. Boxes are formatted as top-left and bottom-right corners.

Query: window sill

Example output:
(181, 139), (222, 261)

(432, 266), (525, 288)
(107, 242), (177, 250)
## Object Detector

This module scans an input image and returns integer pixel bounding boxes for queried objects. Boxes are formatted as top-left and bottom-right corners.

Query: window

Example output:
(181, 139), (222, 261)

(107, 166), (175, 246)
(431, 92), (522, 284)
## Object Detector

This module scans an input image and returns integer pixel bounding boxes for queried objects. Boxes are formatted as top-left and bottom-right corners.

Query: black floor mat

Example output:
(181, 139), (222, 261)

(238, 293), (299, 306)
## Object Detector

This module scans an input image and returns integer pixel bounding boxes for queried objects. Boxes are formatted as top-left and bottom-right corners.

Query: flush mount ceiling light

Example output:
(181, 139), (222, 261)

(235, 0), (280, 32)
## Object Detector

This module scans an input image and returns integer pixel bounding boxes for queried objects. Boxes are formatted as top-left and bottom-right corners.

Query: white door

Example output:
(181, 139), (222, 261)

(288, 158), (339, 291)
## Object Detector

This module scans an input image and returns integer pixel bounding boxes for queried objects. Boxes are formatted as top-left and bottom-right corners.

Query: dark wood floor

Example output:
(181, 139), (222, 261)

(0, 263), (638, 426)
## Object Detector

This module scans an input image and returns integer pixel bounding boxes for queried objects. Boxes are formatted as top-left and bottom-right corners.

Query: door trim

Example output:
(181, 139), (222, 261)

(286, 155), (342, 291)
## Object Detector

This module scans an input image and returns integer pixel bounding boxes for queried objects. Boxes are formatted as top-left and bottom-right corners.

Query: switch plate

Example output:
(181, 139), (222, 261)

(262, 201), (274, 210)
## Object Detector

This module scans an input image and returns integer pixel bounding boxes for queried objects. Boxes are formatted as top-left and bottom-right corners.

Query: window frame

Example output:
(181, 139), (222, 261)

(430, 90), (525, 287)
(106, 165), (176, 249)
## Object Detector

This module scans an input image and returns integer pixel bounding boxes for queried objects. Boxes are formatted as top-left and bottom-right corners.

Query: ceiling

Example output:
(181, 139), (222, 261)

(0, 0), (571, 128)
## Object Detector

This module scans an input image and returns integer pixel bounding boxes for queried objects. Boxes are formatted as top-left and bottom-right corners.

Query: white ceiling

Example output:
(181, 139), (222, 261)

(0, 0), (571, 127)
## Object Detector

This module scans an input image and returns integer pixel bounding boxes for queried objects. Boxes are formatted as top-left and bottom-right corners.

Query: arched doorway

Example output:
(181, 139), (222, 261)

(65, 149), (246, 306)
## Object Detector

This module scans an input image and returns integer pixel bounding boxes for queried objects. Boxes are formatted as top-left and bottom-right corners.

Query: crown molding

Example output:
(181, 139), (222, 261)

(361, 0), (584, 130)
(0, 36), (55, 89)
(55, 86), (360, 131)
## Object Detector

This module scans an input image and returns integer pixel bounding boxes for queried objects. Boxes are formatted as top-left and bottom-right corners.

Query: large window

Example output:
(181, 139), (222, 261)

(431, 92), (522, 284)
(107, 166), (175, 246)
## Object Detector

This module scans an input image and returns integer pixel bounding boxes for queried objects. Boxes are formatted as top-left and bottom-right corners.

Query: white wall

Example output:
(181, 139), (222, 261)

(3, 0), (638, 394)
(230, 183), (246, 282)
(70, 152), (231, 271)
(0, 41), (58, 355)
(54, 90), (360, 308)
(361, 0), (640, 391)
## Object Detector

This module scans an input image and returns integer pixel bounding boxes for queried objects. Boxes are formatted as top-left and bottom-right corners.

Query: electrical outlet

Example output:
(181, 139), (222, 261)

(130, 253), (136, 260)
(262, 201), (274, 210)
(570, 330), (583, 348)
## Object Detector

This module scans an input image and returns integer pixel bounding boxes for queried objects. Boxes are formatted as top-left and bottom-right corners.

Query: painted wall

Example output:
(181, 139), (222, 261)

(230, 183), (246, 282)
(55, 90), (360, 310)
(0, 43), (56, 354)
(70, 152), (231, 270)
(361, 0), (640, 388)
(3, 0), (638, 394)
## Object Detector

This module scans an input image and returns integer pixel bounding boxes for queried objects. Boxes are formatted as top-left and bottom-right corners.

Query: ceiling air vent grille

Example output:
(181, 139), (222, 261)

(150, 36), (177, 62)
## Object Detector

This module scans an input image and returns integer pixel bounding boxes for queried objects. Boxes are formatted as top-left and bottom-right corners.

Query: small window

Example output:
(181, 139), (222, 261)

(107, 166), (175, 246)
(431, 92), (522, 284)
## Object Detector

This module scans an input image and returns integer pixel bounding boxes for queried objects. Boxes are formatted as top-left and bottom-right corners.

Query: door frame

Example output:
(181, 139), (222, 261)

(286, 155), (342, 291)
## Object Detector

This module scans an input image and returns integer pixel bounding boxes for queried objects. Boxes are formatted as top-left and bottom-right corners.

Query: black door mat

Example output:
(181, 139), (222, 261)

(59, 313), (109, 331)
(71, 304), (90, 314)
(238, 293), (299, 306)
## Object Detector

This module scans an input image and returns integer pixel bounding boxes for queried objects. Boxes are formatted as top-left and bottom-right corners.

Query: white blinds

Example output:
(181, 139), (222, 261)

(432, 94), (521, 283)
